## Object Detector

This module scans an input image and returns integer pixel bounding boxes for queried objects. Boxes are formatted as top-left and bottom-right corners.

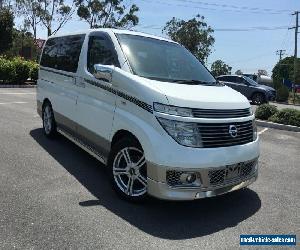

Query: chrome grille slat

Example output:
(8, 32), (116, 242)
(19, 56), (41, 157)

(192, 108), (251, 118)
(198, 121), (254, 148)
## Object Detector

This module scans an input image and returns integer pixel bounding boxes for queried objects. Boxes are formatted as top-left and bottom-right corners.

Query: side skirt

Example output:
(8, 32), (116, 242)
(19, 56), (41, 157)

(57, 128), (108, 166)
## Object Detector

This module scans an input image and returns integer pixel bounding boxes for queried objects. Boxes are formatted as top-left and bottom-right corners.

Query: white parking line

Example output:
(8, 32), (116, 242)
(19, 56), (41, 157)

(0, 101), (28, 105)
(0, 93), (35, 95)
(258, 128), (269, 135)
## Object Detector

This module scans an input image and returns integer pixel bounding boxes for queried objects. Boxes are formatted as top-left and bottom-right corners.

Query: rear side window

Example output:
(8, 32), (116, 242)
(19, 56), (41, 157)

(87, 35), (119, 73)
(40, 35), (85, 73)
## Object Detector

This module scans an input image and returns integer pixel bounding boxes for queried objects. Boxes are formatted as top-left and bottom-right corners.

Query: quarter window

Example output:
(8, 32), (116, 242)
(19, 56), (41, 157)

(40, 35), (85, 73)
(87, 35), (119, 74)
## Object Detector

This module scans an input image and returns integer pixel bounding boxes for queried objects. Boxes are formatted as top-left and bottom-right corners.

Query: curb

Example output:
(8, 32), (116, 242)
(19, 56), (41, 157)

(0, 85), (36, 88)
(256, 119), (300, 132)
(270, 101), (300, 107)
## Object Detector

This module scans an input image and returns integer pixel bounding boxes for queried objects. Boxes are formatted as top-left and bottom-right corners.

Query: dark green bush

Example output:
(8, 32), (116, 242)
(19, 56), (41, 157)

(255, 104), (278, 120)
(0, 57), (38, 84)
(12, 57), (30, 83)
(0, 57), (15, 83)
(27, 61), (39, 81)
(276, 85), (289, 102)
(269, 108), (300, 127)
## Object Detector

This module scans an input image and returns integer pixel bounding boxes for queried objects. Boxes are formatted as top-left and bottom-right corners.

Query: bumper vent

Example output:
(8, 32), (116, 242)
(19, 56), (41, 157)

(192, 108), (251, 118)
(198, 120), (254, 148)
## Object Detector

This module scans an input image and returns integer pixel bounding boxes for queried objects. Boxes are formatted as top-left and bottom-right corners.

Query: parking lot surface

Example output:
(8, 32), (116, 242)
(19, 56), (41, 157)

(0, 88), (299, 249)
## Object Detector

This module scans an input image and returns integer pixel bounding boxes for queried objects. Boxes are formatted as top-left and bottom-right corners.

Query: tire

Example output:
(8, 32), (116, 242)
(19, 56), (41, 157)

(252, 93), (266, 105)
(42, 102), (57, 138)
(108, 137), (147, 202)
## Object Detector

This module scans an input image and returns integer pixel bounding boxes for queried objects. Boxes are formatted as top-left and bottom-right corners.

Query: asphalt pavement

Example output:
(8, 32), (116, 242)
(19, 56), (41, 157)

(0, 88), (299, 249)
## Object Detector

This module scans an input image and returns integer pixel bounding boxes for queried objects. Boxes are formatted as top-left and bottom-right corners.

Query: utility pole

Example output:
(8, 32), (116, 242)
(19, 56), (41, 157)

(276, 49), (286, 61)
(289, 11), (299, 103)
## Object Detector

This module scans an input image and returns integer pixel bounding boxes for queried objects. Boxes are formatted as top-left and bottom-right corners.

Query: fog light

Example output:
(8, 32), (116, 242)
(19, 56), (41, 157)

(186, 173), (196, 183)
(180, 172), (197, 184)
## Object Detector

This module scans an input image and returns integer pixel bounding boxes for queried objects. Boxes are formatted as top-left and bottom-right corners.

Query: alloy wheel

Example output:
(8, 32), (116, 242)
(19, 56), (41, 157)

(112, 147), (147, 197)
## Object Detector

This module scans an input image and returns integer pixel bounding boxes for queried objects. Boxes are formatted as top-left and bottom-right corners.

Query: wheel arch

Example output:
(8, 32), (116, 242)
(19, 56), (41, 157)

(111, 129), (142, 149)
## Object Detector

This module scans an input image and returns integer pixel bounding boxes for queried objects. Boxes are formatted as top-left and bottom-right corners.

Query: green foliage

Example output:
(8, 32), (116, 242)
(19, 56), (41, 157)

(12, 57), (31, 83)
(76, 0), (139, 29)
(276, 85), (289, 102)
(255, 104), (278, 120)
(211, 60), (231, 77)
(34, 0), (74, 36)
(0, 8), (14, 55)
(269, 108), (300, 127)
(27, 61), (39, 80)
(4, 29), (41, 60)
(163, 15), (214, 62)
(0, 57), (39, 84)
(272, 56), (300, 89)
(0, 57), (15, 83)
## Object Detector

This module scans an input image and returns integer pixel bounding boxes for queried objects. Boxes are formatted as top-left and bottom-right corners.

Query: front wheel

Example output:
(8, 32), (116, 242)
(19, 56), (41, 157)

(252, 93), (266, 105)
(108, 137), (147, 201)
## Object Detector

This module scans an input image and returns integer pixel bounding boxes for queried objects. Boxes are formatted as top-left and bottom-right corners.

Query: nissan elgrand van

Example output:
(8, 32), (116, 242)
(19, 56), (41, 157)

(37, 29), (259, 201)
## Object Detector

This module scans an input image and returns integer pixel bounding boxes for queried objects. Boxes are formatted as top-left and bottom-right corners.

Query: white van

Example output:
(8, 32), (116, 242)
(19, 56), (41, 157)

(37, 29), (259, 201)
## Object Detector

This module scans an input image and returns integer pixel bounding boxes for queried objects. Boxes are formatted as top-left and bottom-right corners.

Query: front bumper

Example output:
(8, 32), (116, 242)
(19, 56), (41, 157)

(147, 159), (258, 200)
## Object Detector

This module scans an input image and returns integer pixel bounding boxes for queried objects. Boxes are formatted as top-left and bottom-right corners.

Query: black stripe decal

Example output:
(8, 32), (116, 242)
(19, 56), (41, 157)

(40, 67), (74, 78)
(85, 79), (153, 113)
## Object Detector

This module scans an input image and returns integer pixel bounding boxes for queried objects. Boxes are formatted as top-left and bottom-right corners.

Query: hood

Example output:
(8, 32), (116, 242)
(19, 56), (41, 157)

(145, 79), (250, 109)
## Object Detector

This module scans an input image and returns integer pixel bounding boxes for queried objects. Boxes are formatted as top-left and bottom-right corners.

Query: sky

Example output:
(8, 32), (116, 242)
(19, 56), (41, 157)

(15, 0), (300, 75)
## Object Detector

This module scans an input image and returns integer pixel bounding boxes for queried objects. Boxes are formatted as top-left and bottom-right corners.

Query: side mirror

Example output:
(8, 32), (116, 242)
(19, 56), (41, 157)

(93, 64), (114, 83)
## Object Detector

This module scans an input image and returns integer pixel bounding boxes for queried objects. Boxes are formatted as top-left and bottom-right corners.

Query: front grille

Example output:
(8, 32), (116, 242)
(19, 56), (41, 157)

(208, 159), (257, 187)
(192, 108), (251, 118)
(198, 120), (254, 148)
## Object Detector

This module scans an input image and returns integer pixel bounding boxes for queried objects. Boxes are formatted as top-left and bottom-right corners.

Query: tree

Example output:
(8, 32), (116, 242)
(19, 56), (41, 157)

(76, 0), (139, 29)
(0, 8), (14, 55)
(272, 56), (300, 89)
(235, 69), (243, 75)
(162, 15), (214, 62)
(16, 0), (41, 39)
(258, 69), (268, 76)
(37, 0), (75, 37)
(210, 60), (231, 77)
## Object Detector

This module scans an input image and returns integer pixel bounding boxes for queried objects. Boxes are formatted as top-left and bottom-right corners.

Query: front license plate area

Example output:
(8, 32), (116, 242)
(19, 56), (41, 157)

(225, 164), (241, 180)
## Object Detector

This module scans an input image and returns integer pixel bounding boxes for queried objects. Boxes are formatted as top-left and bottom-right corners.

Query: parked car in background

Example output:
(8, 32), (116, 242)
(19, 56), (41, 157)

(216, 75), (276, 105)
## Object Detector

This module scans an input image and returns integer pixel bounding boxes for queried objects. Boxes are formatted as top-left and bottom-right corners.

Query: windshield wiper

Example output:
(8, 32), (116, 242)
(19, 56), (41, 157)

(172, 79), (217, 85)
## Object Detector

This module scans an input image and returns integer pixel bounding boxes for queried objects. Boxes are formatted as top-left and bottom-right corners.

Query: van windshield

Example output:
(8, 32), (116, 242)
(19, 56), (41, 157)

(117, 34), (216, 84)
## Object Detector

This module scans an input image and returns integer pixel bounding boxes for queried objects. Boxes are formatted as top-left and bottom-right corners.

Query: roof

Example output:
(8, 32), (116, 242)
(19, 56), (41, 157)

(49, 28), (176, 44)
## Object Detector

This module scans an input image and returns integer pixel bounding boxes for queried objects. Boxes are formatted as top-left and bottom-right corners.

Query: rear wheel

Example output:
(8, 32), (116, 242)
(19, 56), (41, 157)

(42, 102), (57, 138)
(108, 137), (147, 201)
(252, 93), (266, 105)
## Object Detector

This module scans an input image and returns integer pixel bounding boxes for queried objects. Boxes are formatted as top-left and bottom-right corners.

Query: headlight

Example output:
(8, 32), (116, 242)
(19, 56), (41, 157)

(157, 117), (202, 147)
(253, 119), (257, 140)
(154, 103), (193, 117)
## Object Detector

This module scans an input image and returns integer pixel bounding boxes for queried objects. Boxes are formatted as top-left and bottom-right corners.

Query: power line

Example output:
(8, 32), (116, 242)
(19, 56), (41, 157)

(141, 0), (291, 15)
(175, 0), (292, 14)
(136, 24), (290, 32)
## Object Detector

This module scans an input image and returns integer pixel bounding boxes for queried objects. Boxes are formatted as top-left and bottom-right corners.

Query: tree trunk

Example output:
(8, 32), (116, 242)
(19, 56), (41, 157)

(47, 27), (51, 37)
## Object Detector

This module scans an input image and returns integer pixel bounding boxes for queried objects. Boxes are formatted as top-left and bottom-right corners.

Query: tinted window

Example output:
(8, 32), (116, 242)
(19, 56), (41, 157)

(40, 38), (59, 69)
(117, 34), (215, 83)
(40, 35), (85, 73)
(87, 35), (119, 73)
